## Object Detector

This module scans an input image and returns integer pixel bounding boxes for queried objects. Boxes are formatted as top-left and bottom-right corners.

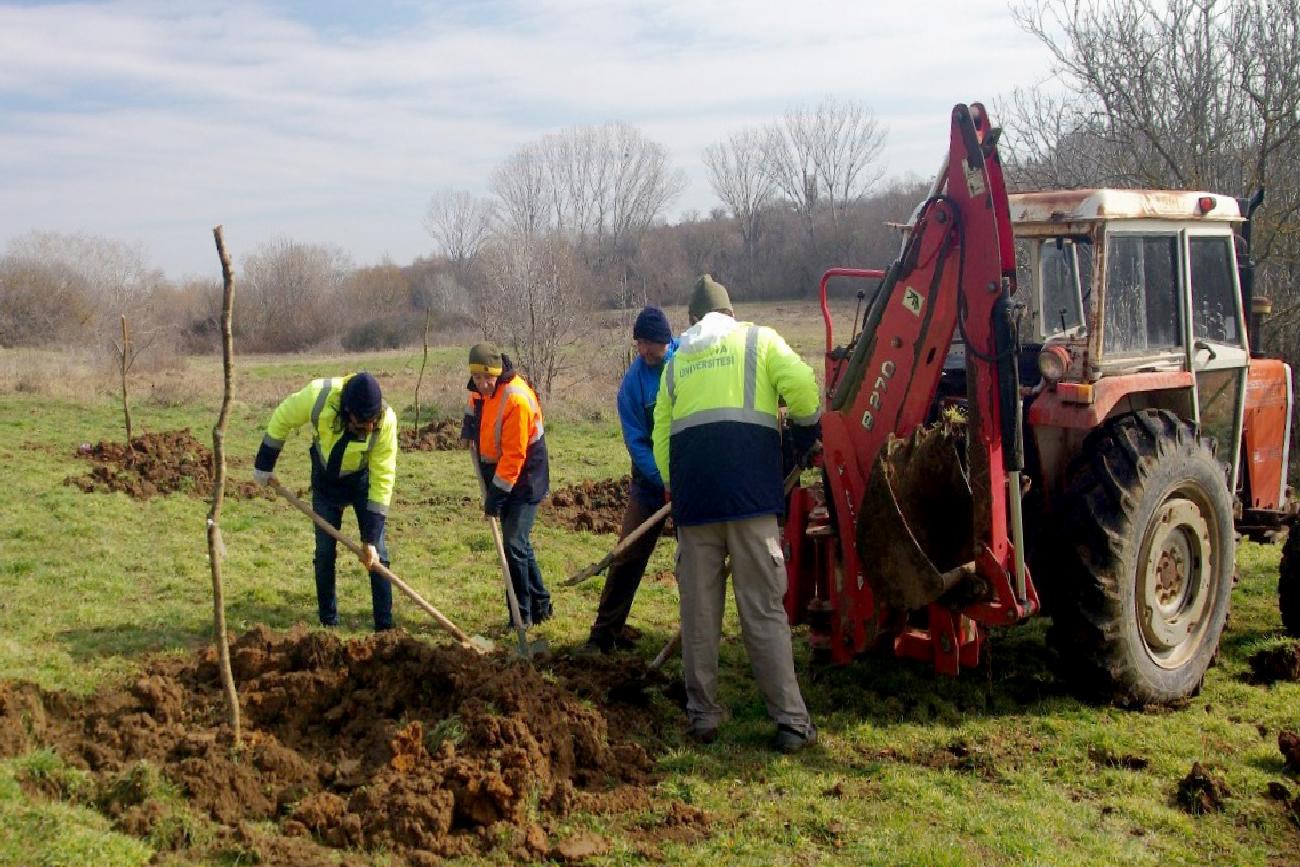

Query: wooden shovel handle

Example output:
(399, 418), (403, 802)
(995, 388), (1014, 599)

(268, 479), (484, 653)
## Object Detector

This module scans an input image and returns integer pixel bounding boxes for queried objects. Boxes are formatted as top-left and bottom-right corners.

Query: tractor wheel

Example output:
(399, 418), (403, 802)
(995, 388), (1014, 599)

(1047, 410), (1234, 705)
(1279, 522), (1300, 636)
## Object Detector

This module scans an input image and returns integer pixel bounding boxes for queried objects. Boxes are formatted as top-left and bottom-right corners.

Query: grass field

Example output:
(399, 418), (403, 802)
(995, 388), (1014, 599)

(2, 301), (1299, 865)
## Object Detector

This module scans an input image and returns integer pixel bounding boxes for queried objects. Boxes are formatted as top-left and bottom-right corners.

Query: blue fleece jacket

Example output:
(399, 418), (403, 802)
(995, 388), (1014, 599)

(618, 338), (678, 507)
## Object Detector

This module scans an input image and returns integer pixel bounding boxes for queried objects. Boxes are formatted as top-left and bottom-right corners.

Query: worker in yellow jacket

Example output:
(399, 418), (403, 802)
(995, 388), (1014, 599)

(461, 343), (552, 627)
(653, 275), (821, 753)
(253, 371), (399, 631)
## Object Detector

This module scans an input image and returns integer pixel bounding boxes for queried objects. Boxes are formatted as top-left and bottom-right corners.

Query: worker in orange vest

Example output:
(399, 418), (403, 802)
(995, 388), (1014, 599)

(461, 343), (552, 626)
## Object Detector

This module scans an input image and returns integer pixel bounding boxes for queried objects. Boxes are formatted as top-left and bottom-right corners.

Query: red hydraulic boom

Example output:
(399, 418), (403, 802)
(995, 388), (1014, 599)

(785, 103), (1040, 675)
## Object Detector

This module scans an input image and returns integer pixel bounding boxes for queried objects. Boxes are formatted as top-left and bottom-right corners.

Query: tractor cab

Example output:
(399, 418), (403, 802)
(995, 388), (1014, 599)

(1009, 190), (1290, 532)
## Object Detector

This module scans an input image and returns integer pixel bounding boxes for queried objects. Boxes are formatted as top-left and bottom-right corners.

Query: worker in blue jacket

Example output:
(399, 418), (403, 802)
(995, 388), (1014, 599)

(580, 306), (679, 654)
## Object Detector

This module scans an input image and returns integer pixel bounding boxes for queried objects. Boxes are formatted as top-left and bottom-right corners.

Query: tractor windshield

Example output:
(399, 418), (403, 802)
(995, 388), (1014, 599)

(1017, 237), (1091, 340)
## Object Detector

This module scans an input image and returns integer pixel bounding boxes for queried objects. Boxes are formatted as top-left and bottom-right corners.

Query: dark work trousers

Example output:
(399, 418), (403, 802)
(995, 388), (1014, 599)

(500, 499), (550, 625)
(588, 496), (667, 648)
(311, 488), (393, 631)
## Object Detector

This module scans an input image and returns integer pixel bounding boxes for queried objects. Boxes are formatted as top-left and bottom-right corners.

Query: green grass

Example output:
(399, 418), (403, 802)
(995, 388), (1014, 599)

(2, 345), (1300, 864)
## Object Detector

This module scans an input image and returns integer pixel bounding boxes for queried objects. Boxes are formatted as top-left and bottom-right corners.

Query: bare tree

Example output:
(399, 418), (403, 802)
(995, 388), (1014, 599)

(207, 225), (241, 746)
(476, 233), (590, 399)
(491, 144), (554, 238)
(492, 123), (685, 299)
(762, 97), (888, 254)
(1004, 0), (1300, 266)
(0, 231), (168, 348)
(425, 189), (496, 264)
(240, 238), (353, 351)
(705, 128), (777, 286)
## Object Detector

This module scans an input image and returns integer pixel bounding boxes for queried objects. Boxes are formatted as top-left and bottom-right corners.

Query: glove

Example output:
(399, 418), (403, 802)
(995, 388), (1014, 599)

(787, 421), (822, 471)
(460, 412), (479, 443)
(358, 544), (379, 571)
(252, 468), (273, 486)
(484, 485), (508, 518)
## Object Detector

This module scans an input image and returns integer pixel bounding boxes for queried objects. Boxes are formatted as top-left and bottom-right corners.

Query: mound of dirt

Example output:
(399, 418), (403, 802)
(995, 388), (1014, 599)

(1248, 642), (1300, 684)
(64, 429), (270, 501)
(399, 420), (466, 452)
(546, 477), (631, 534)
(0, 626), (698, 864)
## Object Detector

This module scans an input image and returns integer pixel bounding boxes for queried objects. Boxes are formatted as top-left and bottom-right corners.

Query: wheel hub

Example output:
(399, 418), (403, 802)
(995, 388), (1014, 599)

(1139, 496), (1214, 666)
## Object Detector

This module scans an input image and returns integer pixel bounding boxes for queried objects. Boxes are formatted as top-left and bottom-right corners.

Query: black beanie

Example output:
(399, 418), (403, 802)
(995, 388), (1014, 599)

(341, 372), (383, 420)
(633, 306), (672, 344)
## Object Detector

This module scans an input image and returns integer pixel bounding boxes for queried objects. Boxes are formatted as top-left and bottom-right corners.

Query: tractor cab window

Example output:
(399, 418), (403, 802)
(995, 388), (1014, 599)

(1016, 237), (1091, 340)
(1040, 239), (1090, 337)
(1103, 234), (1182, 355)
(1190, 235), (1241, 346)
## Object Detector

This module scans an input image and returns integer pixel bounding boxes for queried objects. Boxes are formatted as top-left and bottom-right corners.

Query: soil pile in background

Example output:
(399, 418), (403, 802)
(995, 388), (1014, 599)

(1248, 642), (1300, 684)
(546, 476), (631, 534)
(399, 420), (465, 452)
(0, 627), (699, 864)
(63, 429), (269, 501)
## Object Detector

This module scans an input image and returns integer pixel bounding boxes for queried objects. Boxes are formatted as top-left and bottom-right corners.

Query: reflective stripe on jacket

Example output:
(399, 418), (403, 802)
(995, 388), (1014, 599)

(467, 371), (549, 502)
(652, 312), (819, 526)
(259, 375), (399, 522)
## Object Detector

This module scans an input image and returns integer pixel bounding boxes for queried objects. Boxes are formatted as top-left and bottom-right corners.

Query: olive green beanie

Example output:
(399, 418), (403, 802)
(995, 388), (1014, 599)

(467, 342), (503, 375)
(689, 274), (732, 322)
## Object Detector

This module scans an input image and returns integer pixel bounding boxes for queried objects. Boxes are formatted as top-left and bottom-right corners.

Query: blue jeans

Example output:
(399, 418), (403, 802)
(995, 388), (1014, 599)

(312, 488), (393, 630)
(499, 500), (549, 624)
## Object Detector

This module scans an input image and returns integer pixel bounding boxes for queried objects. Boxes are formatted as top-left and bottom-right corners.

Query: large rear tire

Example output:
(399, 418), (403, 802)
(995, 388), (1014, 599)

(1279, 522), (1300, 636)
(1047, 410), (1234, 705)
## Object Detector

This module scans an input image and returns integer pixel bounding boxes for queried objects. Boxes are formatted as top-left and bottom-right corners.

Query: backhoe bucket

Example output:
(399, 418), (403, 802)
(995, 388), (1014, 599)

(856, 422), (975, 610)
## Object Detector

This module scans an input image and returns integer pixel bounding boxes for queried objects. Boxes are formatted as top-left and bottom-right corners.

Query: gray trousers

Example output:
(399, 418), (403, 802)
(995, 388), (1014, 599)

(677, 514), (812, 735)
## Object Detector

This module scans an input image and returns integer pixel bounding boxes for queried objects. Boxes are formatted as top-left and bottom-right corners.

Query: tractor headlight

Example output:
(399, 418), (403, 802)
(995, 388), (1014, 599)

(1038, 344), (1072, 384)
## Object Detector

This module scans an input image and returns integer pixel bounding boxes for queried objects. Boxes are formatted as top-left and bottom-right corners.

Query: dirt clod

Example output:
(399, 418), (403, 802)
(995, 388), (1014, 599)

(552, 831), (611, 863)
(1248, 642), (1300, 684)
(1087, 746), (1149, 771)
(1280, 730), (1300, 773)
(399, 420), (465, 452)
(64, 429), (270, 501)
(0, 626), (688, 863)
(1176, 762), (1230, 814)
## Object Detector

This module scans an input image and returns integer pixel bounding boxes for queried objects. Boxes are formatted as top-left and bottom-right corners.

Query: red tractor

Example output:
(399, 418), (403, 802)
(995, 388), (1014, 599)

(784, 102), (1294, 704)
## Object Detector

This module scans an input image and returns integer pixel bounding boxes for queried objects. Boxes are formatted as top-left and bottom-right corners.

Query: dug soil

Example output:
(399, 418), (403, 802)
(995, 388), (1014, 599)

(544, 476), (676, 537)
(64, 429), (270, 501)
(0, 626), (703, 865)
(399, 420), (466, 452)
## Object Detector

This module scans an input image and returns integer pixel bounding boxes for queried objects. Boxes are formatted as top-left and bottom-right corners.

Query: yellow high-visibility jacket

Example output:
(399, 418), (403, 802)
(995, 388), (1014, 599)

(653, 312), (819, 525)
(257, 375), (398, 541)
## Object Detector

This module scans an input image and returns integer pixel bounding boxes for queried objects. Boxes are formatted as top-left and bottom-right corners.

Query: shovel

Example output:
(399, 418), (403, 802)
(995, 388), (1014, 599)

(469, 445), (548, 659)
(565, 464), (805, 588)
(268, 478), (493, 654)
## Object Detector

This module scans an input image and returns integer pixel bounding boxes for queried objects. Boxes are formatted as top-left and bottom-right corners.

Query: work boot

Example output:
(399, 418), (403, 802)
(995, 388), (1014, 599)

(773, 723), (818, 754)
(533, 602), (554, 624)
(577, 631), (614, 656)
(575, 639), (608, 657)
(611, 627), (639, 650)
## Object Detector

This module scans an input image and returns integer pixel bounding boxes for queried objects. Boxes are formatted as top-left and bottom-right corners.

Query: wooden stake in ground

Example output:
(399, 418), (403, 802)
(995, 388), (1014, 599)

(412, 309), (431, 433)
(115, 315), (134, 442)
(206, 225), (241, 745)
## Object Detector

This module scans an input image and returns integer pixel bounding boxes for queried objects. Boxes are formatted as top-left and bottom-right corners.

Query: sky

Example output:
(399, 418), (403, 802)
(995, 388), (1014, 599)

(0, 0), (1058, 282)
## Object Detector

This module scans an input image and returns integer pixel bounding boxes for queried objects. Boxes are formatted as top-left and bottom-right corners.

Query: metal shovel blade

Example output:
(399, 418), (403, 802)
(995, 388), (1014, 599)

(856, 422), (975, 610)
